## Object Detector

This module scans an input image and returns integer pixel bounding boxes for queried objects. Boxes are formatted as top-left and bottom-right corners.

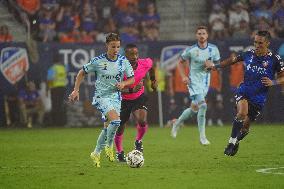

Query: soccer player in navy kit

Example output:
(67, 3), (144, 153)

(205, 31), (284, 156)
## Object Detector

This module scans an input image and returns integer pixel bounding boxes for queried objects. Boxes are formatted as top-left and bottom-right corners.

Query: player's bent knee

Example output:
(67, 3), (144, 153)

(198, 103), (207, 110)
(191, 104), (199, 111)
(236, 112), (247, 121)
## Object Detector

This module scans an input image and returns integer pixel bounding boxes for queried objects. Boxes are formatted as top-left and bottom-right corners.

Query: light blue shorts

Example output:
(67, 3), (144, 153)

(92, 96), (121, 119)
(190, 94), (206, 105)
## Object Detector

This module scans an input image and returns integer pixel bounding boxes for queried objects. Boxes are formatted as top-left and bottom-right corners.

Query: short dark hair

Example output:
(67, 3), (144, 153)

(256, 31), (271, 41)
(125, 43), (137, 51)
(196, 26), (208, 33)
(106, 33), (121, 43)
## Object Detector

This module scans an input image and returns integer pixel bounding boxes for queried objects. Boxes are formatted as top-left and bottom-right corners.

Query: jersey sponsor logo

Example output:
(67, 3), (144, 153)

(0, 47), (29, 84)
(262, 61), (269, 68)
(101, 73), (122, 81)
(246, 64), (267, 75)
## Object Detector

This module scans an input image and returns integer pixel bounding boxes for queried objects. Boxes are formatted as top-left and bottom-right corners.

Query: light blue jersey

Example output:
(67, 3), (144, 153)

(83, 53), (134, 116)
(181, 43), (220, 98)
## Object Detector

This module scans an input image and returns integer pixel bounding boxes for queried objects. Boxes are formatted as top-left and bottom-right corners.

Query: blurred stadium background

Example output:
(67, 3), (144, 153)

(0, 0), (284, 128)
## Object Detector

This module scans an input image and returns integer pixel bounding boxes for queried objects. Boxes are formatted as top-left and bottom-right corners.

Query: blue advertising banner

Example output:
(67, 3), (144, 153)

(1, 39), (284, 126)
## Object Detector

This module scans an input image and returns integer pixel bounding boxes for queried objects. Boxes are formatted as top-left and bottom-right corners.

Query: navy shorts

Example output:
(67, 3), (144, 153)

(120, 94), (148, 125)
(234, 93), (262, 121)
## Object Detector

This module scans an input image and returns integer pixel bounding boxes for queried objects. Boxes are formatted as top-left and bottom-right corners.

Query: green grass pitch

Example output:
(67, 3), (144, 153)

(1, 125), (284, 189)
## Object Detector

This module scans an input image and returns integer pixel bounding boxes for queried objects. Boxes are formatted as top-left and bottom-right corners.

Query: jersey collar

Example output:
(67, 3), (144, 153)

(105, 53), (118, 62)
(197, 42), (208, 50)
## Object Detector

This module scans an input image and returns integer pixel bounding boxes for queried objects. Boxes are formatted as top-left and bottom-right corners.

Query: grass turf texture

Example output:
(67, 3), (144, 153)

(0, 125), (284, 189)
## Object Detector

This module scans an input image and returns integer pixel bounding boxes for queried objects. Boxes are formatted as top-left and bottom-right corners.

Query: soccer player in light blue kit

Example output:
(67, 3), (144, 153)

(171, 26), (220, 145)
(69, 33), (135, 167)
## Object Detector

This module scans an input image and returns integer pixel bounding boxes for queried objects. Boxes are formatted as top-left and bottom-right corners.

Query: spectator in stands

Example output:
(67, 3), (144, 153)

(79, 29), (94, 43)
(17, 0), (40, 32)
(18, 81), (44, 128)
(41, 0), (59, 11)
(232, 19), (251, 39)
(38, 6), (56, 42)
(96, 18), (117, 42)
(0, 25), (13, 42)
(120, 25), (140, 43)
(228, 2), (250, 35)
(251, 17), (276, 38)
(59, 28), (81, 43)
(251, 1), (273, 26)
(114, 2), (140, 29)
(141, 3), (160, 41)
(208, 0), (235, 10)
(79, 2), (99, 40)
(273, 0), (284, 38)
(115, 0), (139, 12)
(208, 4), (228, 40)
(56, 3), (78, 36)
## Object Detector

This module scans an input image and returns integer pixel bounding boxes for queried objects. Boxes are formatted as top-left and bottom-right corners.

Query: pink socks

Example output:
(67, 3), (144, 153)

(135, 123), (148, 141)
(114, 134), (123, 153)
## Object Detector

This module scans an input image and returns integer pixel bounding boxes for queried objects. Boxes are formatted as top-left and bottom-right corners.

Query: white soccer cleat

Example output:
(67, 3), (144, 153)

(171, 120), (179, 138)
(200, 138), (211, 145)
(217, 119), (224, 127)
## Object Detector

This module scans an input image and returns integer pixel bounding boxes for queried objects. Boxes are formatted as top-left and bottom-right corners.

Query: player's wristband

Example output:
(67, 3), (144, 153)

(272, 80), (278, 86)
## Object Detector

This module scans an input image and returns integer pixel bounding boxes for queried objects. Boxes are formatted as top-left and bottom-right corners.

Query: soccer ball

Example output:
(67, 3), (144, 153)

(126, 150), (144, 168)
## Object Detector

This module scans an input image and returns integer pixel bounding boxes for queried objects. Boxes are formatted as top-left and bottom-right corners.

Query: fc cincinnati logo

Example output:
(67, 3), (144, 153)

(262, 61), (268, 68)
(0, 47), (29, 84)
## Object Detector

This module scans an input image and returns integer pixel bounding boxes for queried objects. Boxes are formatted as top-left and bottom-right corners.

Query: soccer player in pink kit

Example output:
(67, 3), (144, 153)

(114, 44), (157, 162)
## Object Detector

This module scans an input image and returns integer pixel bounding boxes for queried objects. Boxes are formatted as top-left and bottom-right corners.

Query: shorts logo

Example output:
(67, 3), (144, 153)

(0, 47), (29, 84)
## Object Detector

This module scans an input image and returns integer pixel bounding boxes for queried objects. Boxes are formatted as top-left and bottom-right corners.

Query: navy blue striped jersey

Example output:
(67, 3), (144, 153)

(236, 49), (284, 107)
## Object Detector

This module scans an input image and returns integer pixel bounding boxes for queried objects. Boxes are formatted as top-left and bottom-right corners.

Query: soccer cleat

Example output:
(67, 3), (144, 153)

(170, 119), (179, 138)
(217, 119), (224, 127)
(207, 119), (213, 126)
(134, 140), (144, 152)
(116, 151), (126, 162)
(200, 137), (211, 145)
(90, 152), (101, 167)
(105, 146), (115, 162)
(237, 130), (249, 141)
(224, 142), (239, 156)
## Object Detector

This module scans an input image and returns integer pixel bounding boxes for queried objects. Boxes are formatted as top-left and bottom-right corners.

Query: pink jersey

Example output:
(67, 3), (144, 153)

(122, 58), (153, 100)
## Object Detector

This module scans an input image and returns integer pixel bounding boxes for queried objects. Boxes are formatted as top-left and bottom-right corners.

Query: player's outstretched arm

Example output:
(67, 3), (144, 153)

(69, 69), (85, 102)
(205, 54), (241, 71)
